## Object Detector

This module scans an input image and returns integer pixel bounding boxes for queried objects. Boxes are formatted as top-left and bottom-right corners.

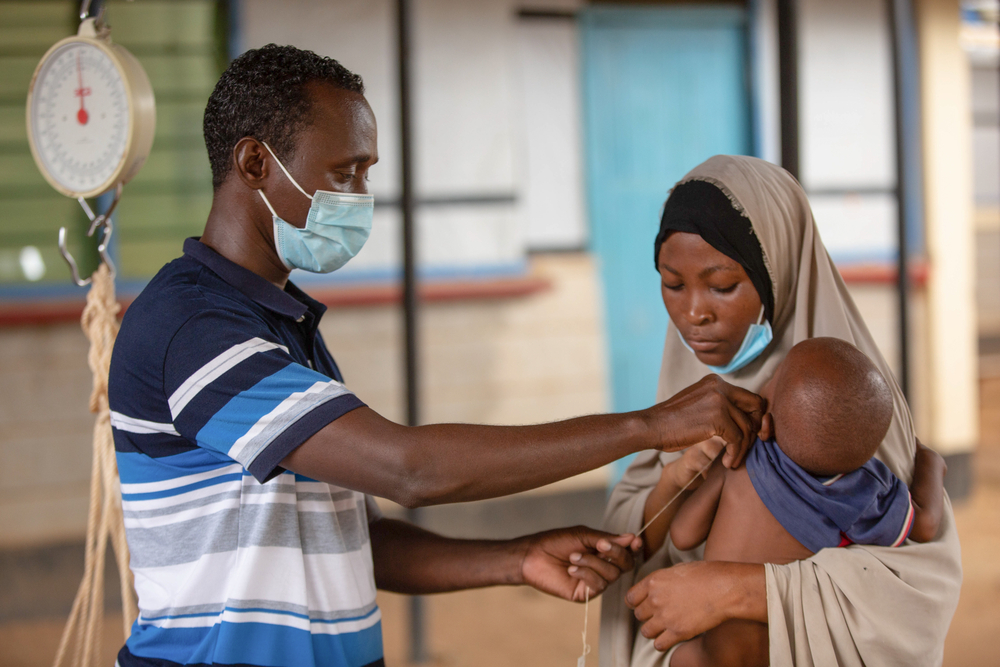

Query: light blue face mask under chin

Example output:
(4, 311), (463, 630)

(258, 142), (374, 274)
(675, 306), (773, 375)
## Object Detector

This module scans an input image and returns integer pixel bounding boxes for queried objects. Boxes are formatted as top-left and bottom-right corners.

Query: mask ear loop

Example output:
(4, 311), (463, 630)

(261, 141), (313, 200)
(258, 189), (279, 217)
(756, 304), (766, 326)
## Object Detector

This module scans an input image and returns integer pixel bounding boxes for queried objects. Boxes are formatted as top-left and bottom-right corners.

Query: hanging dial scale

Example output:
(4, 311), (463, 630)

(25, 4), (155, 282)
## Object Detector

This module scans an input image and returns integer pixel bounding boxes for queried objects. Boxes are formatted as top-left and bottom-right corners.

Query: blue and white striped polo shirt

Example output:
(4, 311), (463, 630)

(108, 238), (383, 667)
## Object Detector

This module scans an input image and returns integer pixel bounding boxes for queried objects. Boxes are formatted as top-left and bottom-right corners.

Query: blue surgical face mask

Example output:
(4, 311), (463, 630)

(258, 142), (373, 274)
(676, 305), (773, 375)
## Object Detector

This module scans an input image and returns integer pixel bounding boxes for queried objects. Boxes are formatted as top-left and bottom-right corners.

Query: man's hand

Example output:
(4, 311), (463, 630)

(626, 561), (767, 651)
(519, 527), (640, 602)
(646, 375), (765, 468)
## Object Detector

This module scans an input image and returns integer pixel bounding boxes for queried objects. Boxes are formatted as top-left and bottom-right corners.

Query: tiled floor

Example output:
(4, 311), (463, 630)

(3, 377), (999, 667)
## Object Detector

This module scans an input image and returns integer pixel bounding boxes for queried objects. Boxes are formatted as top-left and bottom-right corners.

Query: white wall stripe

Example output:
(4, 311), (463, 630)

(168, 338), (288, 419)
(110, 411), (180, 436)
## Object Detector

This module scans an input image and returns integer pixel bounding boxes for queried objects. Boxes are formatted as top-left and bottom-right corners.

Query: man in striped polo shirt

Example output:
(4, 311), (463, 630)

(108, 45), (764, 667)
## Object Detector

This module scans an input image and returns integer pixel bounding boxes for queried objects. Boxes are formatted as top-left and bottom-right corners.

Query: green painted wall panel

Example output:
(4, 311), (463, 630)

(110, 2), (216, 49)
(0, 3), (73, 26)
(0, 0), (222, 290)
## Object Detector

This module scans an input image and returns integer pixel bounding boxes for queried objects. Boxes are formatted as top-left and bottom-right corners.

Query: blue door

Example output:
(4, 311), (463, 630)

(580, 6), (752, 478)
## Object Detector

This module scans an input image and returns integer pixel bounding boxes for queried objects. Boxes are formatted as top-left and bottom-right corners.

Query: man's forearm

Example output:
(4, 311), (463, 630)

(287, 407), (652, 508)
(282, 375), (764, 508)
(370, 518), (525, 594)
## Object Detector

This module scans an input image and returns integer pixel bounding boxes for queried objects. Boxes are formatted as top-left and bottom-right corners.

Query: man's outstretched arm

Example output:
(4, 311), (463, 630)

(369, 518), (638, 602)
(282, 375), (765, 508)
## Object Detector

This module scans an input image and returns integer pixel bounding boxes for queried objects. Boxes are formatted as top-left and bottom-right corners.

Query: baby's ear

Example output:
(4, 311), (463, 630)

(758, 412), (774, 442)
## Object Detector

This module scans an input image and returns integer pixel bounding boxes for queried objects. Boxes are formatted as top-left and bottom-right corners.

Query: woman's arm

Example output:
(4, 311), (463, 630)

(909, 439), (946, 543)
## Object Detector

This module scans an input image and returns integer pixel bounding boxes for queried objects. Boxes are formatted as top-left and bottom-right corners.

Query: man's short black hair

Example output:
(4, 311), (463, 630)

(203, 44), (365, 189)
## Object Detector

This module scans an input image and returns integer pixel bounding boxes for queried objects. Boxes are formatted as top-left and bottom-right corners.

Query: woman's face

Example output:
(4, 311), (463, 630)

(658, 231), (763, 367)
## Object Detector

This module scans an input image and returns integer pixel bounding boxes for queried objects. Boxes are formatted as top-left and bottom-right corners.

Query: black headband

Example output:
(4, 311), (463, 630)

(653, 180), (774, 325)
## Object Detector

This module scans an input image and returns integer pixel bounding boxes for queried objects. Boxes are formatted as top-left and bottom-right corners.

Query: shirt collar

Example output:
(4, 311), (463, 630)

(183, 238), (325, 323)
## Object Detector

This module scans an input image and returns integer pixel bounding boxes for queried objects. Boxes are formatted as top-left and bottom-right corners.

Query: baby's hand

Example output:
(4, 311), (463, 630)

(666, 437), (725, 490)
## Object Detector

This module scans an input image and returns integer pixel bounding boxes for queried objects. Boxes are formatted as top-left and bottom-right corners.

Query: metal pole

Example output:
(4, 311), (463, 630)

(776, 0), (799, 179)
(396, 0), (427, 662)
(888, 0), (919, 400)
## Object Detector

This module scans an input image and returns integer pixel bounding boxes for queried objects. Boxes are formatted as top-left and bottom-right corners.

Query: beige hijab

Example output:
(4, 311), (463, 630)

(600, 155), (962, 667)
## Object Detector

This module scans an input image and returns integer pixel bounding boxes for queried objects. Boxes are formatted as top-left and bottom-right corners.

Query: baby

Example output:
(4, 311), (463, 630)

(662, 337), (946, 667)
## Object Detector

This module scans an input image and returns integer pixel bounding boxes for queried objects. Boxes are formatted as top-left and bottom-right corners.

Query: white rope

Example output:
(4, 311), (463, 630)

(52, 264), (137, 667)
(578, 587), (592, 667)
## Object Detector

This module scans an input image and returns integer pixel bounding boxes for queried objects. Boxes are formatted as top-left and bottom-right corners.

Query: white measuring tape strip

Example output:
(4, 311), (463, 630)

(576, 454), (718, 666)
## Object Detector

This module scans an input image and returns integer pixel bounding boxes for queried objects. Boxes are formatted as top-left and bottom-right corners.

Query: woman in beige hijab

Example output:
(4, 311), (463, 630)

(600, 155), (962, 667)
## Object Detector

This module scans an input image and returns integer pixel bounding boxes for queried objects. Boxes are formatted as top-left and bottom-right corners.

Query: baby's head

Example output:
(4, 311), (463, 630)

(765, 338), (893, 476)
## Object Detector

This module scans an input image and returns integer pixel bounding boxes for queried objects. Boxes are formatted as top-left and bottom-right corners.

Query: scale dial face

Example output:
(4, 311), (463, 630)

(28, 41), (130, 196)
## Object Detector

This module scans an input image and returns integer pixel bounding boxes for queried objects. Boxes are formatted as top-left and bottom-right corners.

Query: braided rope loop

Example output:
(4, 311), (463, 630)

(52, 264), (137, 667)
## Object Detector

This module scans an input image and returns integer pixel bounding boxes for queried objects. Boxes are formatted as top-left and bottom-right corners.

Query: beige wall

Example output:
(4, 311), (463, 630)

(0, 252), (610, 548)
(0, 325), (96, 548)
(918, 0), (980, 455)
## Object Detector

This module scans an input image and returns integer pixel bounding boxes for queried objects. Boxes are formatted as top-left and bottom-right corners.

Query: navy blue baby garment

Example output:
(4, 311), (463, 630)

(745, 438), (914, 553)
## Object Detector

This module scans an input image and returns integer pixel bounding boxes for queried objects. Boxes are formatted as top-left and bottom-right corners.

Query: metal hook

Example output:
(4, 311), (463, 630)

(59, 183), (120, 286)
(79, 0), (108, 28)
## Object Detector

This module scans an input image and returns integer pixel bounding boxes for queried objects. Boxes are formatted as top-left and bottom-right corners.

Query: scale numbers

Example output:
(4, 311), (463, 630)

(29, 41), (130, 195)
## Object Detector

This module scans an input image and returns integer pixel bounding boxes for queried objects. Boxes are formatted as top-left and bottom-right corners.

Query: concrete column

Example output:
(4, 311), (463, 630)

(916, 0), (979, 456)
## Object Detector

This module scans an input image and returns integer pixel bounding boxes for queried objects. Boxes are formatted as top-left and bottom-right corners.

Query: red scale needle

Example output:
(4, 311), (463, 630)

(75, 52), (91, 126)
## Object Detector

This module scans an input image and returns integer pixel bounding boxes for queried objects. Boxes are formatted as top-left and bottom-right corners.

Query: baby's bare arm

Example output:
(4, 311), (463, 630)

(909, 439), (947, 543)
(670, 459), (726, 551)
(642, 439), (725, 557)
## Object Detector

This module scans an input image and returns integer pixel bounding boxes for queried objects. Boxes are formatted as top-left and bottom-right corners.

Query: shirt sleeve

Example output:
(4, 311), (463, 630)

(364, 494), (383, 523)
(164, 309), (365, 482)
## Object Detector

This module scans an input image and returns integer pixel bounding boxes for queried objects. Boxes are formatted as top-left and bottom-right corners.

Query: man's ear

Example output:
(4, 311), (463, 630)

(232, 137), (268, 189)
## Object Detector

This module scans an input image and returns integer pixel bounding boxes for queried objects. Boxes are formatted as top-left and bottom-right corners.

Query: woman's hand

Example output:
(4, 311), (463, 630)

(626, 561), (767, 651)
(520, 527), (641, 602)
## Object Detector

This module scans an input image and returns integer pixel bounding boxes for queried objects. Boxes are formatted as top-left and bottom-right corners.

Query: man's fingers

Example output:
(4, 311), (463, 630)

(611, 532), (642, 555)
(570, 552), (624, 582)
(576, 533), (635, 571)
(598, 536), (636, 570)
(717, 379), (766, 417)
(610, 533), (638, 547)
(568, 566), (608, 597)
